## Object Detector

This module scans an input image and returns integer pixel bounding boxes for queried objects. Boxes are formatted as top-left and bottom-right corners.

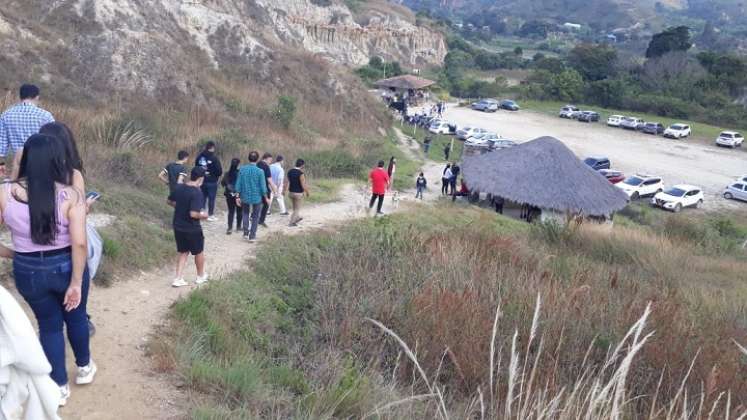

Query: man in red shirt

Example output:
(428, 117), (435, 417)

(368, 160), (390, 215)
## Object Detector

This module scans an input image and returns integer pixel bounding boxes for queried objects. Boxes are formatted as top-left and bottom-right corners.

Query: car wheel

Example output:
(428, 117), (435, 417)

(631, 192), (640, 200)
(724, 192), (733, 200)
(695, 199), (703, 209)
(674, 203), (682, 213)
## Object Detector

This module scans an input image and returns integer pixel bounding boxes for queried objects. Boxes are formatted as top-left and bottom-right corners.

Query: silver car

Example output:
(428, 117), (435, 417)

(723, 181), (747, 201)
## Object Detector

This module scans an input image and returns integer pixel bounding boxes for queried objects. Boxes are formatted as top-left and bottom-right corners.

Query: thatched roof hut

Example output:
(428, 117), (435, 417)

(375, 75), (436, 90)
(462, 137), (629, 217)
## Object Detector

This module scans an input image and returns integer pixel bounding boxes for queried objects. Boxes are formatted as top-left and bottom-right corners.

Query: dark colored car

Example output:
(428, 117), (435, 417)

(642, 122), (665, 135)
(599, 169), (625, 184)
(500, 100), (520, 111)
(584, 157), (611, 170)
(578, 111), (600, 122)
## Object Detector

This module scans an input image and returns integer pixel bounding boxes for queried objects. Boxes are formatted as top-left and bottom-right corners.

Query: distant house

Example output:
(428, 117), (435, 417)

(462, 137), (629, 223)
(563, 22), (582, 31)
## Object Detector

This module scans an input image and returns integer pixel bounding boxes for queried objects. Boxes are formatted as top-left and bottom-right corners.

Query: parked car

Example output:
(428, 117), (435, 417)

(559, 105), (580, 119)
(599, 169), (625, 184)
(620, 117), (645, 130)
(428, 121), (455, 135)
(583, 156), (611, 170)
(715, 131), (744, 148)
(642, 122), (665, 135)
(651, 185), (704, 212)
(491, 139), (517, 149)
(607, 115), (624, 127)
(663, 123), (691, 139)
(616, 174), (663, 199)
(578, 111), (601, 123)
(738, 175), (747, 183)
(456, 126), (488, 140)
(471, 99), (499, 112)
(723, 181), (747, 201)
(500, 100), (520, 111)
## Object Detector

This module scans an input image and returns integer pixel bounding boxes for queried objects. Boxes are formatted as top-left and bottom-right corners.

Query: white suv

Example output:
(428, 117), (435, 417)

(651, 185), (704, 212)
(456, 126), (488, 140)
(607, 115), (624, 127)
(559, 105), (579, 119)
(663, 123), (691, 139)
(616, 175), (663, 199)
(715, 131), (744, 148)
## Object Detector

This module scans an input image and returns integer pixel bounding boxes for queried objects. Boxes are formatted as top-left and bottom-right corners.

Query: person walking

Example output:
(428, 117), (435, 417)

(415, 172), (427, 199)
(285, 159), (309, 227)
(159, 150), (189, 195)
(450, 164), (461, 198)
(168, 166), (209, 288)
(235, 151), (268, 242)
(0, 134), (95, 407)
(0, 84), (55, 178)
(269, 155), (288, 216)
(443, 143), (450, 161)
(195, 141), (222, 222)
(387, 157), (397, 190)
(368, 160), (390, 215)
(256, 153), (276, 227)
(423, 135), (432, 154)
(221, 158), (242, 235)
(442, 164), (452, 195)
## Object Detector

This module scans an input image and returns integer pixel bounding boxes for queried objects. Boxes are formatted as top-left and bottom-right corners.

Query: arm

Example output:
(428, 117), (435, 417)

(283, 176), (289, 195)
(190, 210), (208, 220)
(267, 176), (277, 195)
(0, 193), (13, 258)
(177, 173), (186, 185)
(64, 189), (87, 311)
(158, 168), (169, 185)
(300, 174), (310, 197)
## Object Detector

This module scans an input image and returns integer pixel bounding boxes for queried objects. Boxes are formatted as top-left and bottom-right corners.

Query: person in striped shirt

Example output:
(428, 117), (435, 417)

(0, 84), (55, 178)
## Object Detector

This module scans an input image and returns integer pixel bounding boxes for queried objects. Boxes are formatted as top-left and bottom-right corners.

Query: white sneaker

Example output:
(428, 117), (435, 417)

(76, 360), (97, 385)
(207, 216), (218, 222)
(59, 384), (70, 407)
(171, 278), (188, 287)
(195, 273), (209, 285)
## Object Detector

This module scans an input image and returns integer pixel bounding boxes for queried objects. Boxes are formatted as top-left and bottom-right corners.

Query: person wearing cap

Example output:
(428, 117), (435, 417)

(0, 84), (55, 178)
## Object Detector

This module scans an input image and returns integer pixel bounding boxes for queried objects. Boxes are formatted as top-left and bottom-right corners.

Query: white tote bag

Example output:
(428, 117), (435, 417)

(86, 223), (103, 280)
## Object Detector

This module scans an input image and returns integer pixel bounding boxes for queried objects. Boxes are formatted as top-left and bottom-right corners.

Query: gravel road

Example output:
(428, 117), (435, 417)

(442, 106), (747, 210)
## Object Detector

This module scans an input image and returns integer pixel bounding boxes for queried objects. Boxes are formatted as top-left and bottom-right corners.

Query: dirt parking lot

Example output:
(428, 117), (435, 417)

(442, 106), (747, 210)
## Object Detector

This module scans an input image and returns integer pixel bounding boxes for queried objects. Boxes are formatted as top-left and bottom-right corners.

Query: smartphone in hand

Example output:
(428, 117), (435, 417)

(86, 191), (102, 201)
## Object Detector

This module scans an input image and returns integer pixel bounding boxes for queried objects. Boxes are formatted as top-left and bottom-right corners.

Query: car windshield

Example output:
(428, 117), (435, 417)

(664, 188), (687, 197)
(670, 124), (684, 129)
(721, 133), (734, 138)
(622, 117), (634, 122)
(623, 176), (643, 186)
(583, 158), (598, 166)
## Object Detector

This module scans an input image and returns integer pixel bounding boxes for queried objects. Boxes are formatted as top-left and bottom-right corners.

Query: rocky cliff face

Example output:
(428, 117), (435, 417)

(0, 0), (446, 98)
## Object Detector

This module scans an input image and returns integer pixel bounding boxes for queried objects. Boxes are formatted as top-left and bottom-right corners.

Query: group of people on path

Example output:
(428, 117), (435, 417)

(0, 84), (98, 416)
(160, 147), (309, 288)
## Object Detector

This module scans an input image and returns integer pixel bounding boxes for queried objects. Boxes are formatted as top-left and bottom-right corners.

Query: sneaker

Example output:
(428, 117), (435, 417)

(260, 223), (269, 228)
(376, 211), (385, 216)
(196, 273), (209, 285)
(171, 278), (188, 288)
(207, 216), (218, 222)
(280, 212), (290, 216)
(245, 236), (256, 243)
(76, 360), (97, 385)
(59, 384), (70, 407)
(226, 228), (232, 235)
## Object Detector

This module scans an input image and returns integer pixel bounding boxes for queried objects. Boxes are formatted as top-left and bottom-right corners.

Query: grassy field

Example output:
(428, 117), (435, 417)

(157, 205), (747, 418)
(520, 99), (745, 145)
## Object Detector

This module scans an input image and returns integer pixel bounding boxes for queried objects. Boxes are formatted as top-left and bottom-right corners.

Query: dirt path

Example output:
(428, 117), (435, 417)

(20, 145), (440, 419)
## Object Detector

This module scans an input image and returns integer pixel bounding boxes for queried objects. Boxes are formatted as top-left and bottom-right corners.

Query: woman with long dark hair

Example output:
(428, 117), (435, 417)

(221, 157), (242, 234)
(387, 156), (396, 191)
(0, 134), (95, 407)
(39, 122), (84, 191)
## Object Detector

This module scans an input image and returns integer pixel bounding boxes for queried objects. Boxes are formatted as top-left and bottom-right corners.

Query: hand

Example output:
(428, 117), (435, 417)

(63, 284), (82, 312)
(235, 197), (242, 207)
(85, 195), (99, 214)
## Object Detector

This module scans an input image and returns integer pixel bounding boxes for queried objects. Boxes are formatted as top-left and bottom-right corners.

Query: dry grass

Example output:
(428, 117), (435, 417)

(161, 206), (747, 418)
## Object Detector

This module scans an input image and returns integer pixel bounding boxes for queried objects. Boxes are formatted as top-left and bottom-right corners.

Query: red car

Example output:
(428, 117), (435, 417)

(599, 169), (625, 184)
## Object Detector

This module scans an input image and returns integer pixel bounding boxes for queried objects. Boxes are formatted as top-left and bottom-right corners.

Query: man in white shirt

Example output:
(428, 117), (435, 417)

(268, 155), (288, 216)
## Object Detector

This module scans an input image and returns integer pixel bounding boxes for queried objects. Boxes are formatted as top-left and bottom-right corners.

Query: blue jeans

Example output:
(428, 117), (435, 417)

(201, 182), (218, 216)
(13, 252), (91, 386)
(241, 202), (263, 239)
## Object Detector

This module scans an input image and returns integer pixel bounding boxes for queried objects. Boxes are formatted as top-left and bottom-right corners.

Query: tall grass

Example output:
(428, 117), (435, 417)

(158, 206), (747, 418)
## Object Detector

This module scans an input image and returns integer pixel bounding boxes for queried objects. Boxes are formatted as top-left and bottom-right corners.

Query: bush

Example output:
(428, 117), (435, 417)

(303, 149), (366, 178)
(273, 95), (296, 129)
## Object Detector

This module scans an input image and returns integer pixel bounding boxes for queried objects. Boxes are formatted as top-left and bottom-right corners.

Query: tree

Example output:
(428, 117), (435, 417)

(586, 78), (627, 108)
(533, 57), (566, 73)
(550, 69), (584, 102)
(517, 20), (555, 39)
(568, 43), (618, 81)
(645, 26), (692, 58)
(514, 46), (524, 56)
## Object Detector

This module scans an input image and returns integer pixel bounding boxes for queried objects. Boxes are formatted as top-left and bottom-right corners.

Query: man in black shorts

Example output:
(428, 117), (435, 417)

(168, 166), (209, 287)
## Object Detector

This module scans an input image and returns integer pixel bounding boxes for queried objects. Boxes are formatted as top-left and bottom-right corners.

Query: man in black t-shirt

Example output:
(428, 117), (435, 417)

(256, 152), (277, 227)
(159, 150), (189, 194)
(167, 166), (209, 288)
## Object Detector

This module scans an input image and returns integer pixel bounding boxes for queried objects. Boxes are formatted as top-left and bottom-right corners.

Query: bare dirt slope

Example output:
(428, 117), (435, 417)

(444, 106), (747, 210)
(6, 140), (442, 420)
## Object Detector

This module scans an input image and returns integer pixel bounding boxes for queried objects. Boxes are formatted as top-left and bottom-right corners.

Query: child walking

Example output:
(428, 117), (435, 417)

(415, 172), (427, 199)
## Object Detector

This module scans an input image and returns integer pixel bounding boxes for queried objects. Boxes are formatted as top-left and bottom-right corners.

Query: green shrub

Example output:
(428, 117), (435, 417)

(273, 95), (296, 129)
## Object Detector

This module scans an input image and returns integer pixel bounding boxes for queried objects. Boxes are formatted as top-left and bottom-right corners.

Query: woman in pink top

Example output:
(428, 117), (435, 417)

(0, 134), (94, 407)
